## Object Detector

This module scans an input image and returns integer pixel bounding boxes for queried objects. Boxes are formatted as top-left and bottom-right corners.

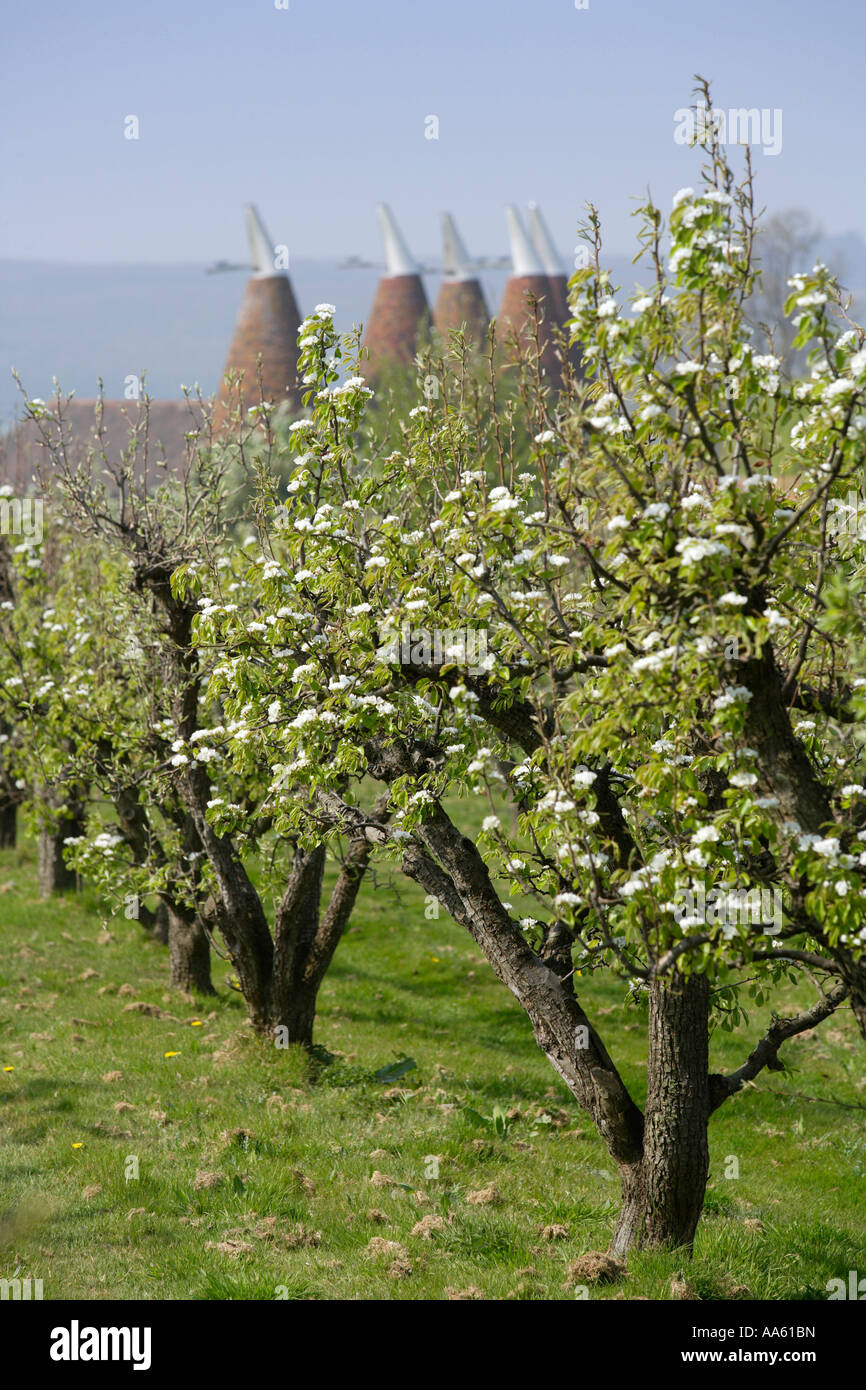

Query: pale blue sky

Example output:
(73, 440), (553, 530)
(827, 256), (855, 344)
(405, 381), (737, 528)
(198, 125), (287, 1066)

(2, 0), (864, 264)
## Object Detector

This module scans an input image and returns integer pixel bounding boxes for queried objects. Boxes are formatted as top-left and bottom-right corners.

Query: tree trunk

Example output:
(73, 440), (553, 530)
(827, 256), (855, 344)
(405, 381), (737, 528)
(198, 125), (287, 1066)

(271, 837), (373, 1049)
(270, 844), (326, 1047)
(610, 972), (711, 1256)
(385, 792), (712, 1259)
(38, 805), (86, 896)
(280, 986), (319, 1051)
(153, 899), (170, 945)
(181, 768), (275, 1026)
(167, 903), (214, 995)
(0, 800), (16, 849)
(395, 804), (645, 1165)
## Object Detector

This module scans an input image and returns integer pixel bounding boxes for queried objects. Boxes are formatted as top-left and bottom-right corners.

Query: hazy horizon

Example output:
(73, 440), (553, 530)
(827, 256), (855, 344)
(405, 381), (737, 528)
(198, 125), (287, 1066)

(4, 0), (865, 424)
(3, 220), (865, 425)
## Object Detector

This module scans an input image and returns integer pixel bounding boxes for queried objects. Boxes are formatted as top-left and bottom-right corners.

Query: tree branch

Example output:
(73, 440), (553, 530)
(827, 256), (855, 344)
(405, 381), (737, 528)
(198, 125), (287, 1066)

(708, 981), (849, 1113)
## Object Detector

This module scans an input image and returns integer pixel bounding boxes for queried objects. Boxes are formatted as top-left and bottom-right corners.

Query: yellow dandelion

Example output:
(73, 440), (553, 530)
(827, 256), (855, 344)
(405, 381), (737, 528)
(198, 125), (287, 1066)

(71, 1142), (84, 1149)
(3, 1065), (14, 1072)
(164, 1051), (181, 1059)
(189, 1020), (203, 1027)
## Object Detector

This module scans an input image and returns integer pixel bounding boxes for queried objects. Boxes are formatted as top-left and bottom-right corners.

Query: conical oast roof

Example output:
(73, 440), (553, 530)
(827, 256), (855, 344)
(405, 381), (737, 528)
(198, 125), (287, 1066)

(527, 202), (580, 376)
(362, 204), (431, 380)
(433, 213), (489, 348)
(213, 205), (303, 431)
(497, 206), (562, 386)
(527, 202), (569, 322)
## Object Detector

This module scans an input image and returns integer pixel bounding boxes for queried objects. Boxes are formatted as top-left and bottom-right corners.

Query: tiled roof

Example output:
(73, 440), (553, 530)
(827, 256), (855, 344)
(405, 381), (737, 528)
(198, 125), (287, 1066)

(0, 399), (209, 490)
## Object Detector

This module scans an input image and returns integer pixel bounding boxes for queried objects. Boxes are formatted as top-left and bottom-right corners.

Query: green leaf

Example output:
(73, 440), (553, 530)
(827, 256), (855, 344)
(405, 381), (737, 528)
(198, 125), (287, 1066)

(372, 1056), (417, 1083)
(460, 1107), (492, 1130)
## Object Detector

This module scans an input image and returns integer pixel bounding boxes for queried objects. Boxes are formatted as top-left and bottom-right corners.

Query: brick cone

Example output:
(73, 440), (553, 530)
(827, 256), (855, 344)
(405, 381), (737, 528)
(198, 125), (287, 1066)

(213, 275), (302, 430)
(433, 278), (489, 348)
(546, 272), (582, 376)
(362, 273), (430, 380)
(546, 272), (570, 326)
(497, 274), (563, 386)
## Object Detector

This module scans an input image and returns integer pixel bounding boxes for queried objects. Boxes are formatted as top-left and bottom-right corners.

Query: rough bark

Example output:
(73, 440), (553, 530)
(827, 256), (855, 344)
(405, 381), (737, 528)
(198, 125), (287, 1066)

(272, 844), (327, 1028)
(111, 770), (213, 981)
(396, 798), (845, 1254)
(270, 835), (375, 1047)
(611, 973), (711, 1256)
(37, 803), (86, 896)
(644, 972), (711, 1245)
(405, 812), (712, 1251)
(323, 759), (718, 1256)
(184, 780), (372, 1043)
(743, 646), (830, 833)
(539, 919), (577, 990)
(343, 725), (866, 1256)
(161, 900), (213, 994)
(183, 779), (275, 1028)
(131, 576), (275, 1023)
(289, 835), (374, 1044)
(112, 781), (154, 869)
(152, 899), (170, 945)
(396, 805), (645, 1167)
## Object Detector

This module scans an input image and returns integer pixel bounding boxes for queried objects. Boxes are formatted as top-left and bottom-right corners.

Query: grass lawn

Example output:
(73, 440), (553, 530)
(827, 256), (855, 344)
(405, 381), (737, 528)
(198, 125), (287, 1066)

(1, 829), (865, 1301)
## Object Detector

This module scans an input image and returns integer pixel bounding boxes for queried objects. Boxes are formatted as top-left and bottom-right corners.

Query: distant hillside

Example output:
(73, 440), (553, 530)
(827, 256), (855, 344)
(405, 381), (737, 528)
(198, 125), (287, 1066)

(0, 254), (639, 427)
(3, 244), (862, 428)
